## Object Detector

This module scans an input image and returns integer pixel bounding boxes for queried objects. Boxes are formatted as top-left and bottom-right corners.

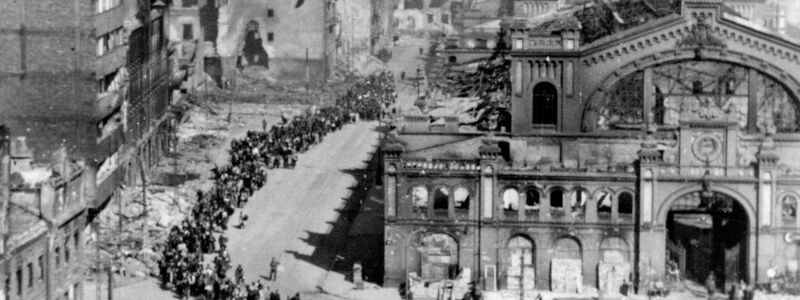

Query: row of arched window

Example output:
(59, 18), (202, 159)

(500, 187), (634, 216)
(408, 185), (635, 221)
(411, 186), (471, 210)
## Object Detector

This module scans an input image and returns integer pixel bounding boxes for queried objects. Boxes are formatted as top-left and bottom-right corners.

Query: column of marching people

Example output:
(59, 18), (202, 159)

(155, 72), (396, 300)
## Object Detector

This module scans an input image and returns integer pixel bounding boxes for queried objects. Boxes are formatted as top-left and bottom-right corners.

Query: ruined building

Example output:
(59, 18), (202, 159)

(0, 127), (90, 300)
(213, 0), (341, 83)
(0, 0), (179, 215)
(383, 0), (800, 297)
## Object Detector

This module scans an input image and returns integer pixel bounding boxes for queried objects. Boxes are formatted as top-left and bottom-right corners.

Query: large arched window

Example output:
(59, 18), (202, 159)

(756, 73), (800, 133)
(585, 61), (800, 133)
(532, 82), (558, 125)
(594, 71), (644, 130)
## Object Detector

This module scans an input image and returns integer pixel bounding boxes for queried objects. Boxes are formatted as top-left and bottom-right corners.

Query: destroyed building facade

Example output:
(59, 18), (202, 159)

(0, 0), (182, 214)
(383, 0), (800, 296)
(0, 128), (90, 300)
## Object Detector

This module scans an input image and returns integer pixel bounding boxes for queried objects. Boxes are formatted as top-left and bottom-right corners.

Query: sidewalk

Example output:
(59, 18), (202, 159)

(85, 278), (175, 300)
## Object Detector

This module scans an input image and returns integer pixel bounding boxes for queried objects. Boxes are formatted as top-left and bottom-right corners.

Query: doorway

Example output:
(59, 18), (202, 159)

(532, 82), (557, 125)
(507, 236), (535, 290)
(666, 192), (748, 289)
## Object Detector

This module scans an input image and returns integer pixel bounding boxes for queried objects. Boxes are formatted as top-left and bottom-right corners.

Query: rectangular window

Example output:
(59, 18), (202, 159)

(182, 24), (194, 41)
(514, 38), (524, 50)
(564, 39), (575, 50)
(97, 0), (122, 14)
(27, 263), (32, 288)
(182, 0), (198, 7)
(441, 14), (449, 24)
(55, 247), (61, 268)
(5, 274), (10, 298)
(65, 240), (70, 263)
(97, 27), (126, 57)
(267, 9), (274, 17)
(38, 256), (44, 280)
(74, 231), (80, 251)
(267, 32), (274, 42)
(16, 268), (21, 296)
(427, 14), (434, 23)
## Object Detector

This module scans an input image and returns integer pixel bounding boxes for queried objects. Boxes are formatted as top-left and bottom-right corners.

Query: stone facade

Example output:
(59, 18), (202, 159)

(383, 0), (800, 295)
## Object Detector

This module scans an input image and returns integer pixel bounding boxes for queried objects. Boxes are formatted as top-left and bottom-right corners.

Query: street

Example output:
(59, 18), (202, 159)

(224, 120), (379, 296)
(87, 34), (430, 300)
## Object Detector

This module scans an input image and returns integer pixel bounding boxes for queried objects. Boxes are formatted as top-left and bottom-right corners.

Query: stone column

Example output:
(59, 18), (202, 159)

(382, 144), (404, 220)
(756, 130), (779, 284)
(636, 126), (664, 288)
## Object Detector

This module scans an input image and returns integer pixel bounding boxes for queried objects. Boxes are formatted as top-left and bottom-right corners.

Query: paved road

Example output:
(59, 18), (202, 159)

(387, 35), (430, 113)
(225, 121), (380, 297)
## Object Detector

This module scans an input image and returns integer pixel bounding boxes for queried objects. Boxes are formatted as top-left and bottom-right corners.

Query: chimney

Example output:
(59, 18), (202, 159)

(0, 125), (10, 254)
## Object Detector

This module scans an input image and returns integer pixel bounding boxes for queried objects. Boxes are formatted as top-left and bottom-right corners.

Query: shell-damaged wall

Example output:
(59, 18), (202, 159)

(216, 0), (326, 81)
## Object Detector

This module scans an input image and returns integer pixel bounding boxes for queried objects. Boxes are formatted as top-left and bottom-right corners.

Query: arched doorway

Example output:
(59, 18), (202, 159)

(418, 233), (459, 280)
(551, 236), (583, 292)
(532, 82), (558, 125)
(665, 191), (749, 289)
(507, 236), (535, 290)
(599, 237), (631, 296)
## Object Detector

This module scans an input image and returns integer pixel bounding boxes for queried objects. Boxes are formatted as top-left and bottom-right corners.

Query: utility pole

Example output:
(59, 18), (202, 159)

(416, 66), (421, 98)
(305, 48), (310, 99)
(95, 222), (102, 300)
(139, 154), (148, 250)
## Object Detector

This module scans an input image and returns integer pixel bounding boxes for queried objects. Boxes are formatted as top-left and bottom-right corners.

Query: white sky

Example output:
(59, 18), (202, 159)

(785, 1), (800, 26)
(774, 0), (800, 26)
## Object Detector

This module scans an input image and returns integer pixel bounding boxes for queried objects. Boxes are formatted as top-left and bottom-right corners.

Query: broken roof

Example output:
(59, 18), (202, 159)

(6, 202), (48, 250)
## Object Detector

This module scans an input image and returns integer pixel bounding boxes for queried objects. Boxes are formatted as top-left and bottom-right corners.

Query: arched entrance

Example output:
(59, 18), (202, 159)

(551, 236), (583, 292)
(416, 233), (459, 280)
(665, 191), (749, 289)
(507, 236), (535, 290)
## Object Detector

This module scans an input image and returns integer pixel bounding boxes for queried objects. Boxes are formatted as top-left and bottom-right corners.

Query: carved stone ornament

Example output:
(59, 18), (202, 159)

(692, 134), (723, 163)
(676, 15), (726, 50)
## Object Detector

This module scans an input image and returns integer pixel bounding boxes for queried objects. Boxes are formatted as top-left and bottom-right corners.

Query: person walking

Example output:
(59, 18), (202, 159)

(269, 257), (279, 281)
(705, 273), (717, 300)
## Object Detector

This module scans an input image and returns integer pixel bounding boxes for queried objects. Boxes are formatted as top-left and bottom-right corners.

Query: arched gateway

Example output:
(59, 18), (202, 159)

(665, 191), (749, 288)
(656, 184), (759, 290)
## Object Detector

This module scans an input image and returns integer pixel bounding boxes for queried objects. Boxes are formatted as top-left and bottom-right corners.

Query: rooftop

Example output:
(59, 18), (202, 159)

(6, 203), (48, 249)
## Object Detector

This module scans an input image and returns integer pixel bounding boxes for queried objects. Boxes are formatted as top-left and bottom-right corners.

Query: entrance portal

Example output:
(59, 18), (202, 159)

(507, 236), (535, 290)
(666, 192), (748, 289)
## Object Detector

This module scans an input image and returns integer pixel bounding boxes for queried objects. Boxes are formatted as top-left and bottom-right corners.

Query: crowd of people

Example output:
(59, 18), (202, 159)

(155, 72), (396, 300)
(236, 72), (397, 169)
